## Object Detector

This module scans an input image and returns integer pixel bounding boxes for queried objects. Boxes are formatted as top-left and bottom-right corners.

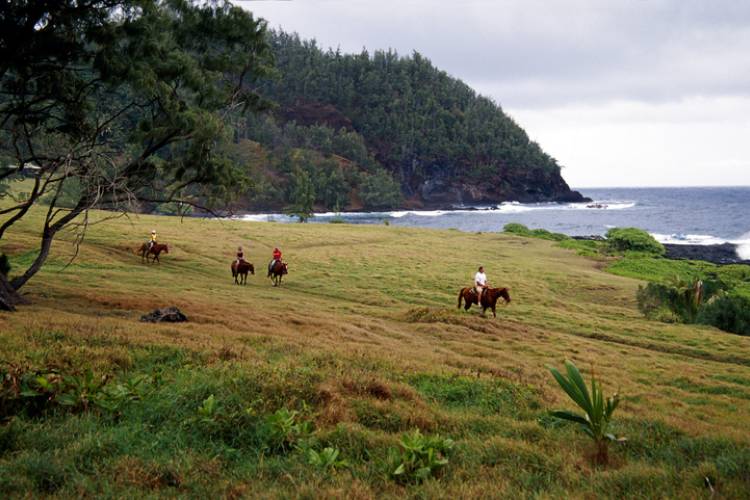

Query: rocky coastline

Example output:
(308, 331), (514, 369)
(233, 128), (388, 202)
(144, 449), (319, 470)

(572, 236), (749, 265)
(663, 243), (750, 266)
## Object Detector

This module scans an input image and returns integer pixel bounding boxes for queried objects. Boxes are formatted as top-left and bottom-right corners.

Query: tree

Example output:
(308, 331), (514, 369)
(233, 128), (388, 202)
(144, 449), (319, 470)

(359, 169), (402, 210)
(285, 166), (315, 222)
(0, 0), (273, 310)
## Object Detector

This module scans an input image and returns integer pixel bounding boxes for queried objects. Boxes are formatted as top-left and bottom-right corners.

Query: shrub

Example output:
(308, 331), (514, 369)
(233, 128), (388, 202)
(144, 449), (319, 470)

(359, 169), (402, 209)
(636, 279), (713, 323)
(258, 408), (313, 453)
(306, 447), (349, 471)
(697, 294), (750, 336)
(605, 227), (665, 255)
(503, 223), (569, 241)
(387, 429), (454, 483)
(548, 360), (624, 465)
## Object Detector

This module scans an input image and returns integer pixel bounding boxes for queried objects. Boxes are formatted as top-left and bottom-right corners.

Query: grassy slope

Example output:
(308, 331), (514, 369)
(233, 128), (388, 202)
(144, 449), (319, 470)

(1, 206), (749, 498)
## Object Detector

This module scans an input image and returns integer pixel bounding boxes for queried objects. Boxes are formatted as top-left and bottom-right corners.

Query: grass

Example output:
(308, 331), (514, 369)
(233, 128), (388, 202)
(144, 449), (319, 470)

(1, 204), (750, 498)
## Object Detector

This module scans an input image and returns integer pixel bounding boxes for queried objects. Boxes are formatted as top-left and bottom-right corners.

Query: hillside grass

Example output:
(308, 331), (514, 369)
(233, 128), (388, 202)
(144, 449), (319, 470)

(1, 205), (749, 498)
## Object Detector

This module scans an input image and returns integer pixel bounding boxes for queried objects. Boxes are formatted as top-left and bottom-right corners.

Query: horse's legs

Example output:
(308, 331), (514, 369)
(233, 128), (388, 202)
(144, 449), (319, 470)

(492, 306), (497, 318)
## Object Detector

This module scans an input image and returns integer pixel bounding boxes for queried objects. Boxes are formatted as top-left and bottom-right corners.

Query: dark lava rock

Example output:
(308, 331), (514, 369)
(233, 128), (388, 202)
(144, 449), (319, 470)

(664, 243), (750, 266)
(140, 307), (188, 323)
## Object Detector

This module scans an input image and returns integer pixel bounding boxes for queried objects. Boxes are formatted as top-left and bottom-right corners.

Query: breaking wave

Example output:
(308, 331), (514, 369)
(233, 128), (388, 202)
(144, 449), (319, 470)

(234, 200), (637, 222)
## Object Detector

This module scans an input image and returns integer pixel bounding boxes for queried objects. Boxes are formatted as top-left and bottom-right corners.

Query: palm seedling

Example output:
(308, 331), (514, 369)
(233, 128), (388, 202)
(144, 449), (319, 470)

(548, 360), (624, 465)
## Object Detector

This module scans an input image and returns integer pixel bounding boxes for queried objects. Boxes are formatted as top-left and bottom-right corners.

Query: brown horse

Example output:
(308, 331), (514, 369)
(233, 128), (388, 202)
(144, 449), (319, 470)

(231, 260), (254, 285)
(268, 260), (288, 287)
(457, 286), (511, 317)
(138, 242), (169, 264)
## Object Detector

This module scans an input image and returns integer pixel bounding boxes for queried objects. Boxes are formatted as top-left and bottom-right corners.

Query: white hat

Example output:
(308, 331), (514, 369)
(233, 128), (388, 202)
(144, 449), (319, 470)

(151, 229), (156, 234)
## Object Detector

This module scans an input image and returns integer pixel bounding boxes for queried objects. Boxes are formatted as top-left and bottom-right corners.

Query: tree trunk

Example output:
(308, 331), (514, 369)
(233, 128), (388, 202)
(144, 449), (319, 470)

(594, 440), (609, 466)
(10, 228), (55, 291)
(0, 272), (25, 311)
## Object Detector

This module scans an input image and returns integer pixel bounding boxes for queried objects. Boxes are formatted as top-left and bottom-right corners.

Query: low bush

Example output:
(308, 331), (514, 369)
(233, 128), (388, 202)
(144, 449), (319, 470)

(637, 278), (749, 335)
(636, 279), (713, 323)
(605, 227), (665, 255)
(387, 429), (454, 483)
(696, 294), (750, 336)
(503, 223), (569, 241)
(306, 447), (348, 471)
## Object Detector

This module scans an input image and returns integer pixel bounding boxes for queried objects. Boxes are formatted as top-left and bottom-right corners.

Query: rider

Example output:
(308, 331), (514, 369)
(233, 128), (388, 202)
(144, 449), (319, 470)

(148, 229), (157, 251)
(269, 247), (282, 273)
(474, 266), (488, 305)
(236, 246), (245, 265)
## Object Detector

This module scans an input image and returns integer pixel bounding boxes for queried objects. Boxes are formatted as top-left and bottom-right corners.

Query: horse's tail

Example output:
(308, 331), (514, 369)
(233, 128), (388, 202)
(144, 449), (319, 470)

(457, 288), (464, 309)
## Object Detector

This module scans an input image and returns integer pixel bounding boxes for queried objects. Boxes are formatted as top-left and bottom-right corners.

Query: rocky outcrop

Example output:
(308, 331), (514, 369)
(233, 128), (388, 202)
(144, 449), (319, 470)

(664, 244), (750, 266)
(416, 170), (589, 208)
(140, 307), (188, 323)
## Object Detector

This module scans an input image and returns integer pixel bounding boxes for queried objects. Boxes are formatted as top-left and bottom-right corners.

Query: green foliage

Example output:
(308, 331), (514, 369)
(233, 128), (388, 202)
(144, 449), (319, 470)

(1, 367), (150, 417)
(285, 167), (316, 222)
(636, 276), (750, 335)
(262, 30), (564, 196)
(306, 447), (349, 471)
(0, 0), (273, 292)
(557, 238), (602, 257)
(258, 408), (313, 453)
(696, 294), (750, 336)
(503, 223), (570, 242)
(548, 360), (624, 464)
(636, 278), (716, 324)
(605, 228), (665, 255)
(359, 169), (403, 210)
(387, 429), (454, 483)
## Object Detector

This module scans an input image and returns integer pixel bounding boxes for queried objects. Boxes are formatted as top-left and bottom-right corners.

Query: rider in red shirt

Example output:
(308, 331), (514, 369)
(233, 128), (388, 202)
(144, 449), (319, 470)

(269, 247), (282, 273)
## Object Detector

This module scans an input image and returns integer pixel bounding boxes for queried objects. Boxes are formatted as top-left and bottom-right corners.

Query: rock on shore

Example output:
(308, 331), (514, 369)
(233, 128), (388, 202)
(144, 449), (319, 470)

(664, 243), (750, 266)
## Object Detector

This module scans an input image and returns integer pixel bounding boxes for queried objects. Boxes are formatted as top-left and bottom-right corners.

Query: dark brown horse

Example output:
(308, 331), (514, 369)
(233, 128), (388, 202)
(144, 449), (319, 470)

(268, 260), (288, 287)
(457, 286), (511, 317)
(231, 260), (254, 285)
(138, 242), (169, 264)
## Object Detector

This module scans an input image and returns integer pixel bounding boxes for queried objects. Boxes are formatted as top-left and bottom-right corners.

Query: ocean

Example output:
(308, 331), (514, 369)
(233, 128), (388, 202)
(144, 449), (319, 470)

(239, 187), (750, 259)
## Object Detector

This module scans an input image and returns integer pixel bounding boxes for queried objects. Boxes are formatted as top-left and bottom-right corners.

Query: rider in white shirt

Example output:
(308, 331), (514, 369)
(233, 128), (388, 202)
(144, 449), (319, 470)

(474, 266), (488, 304)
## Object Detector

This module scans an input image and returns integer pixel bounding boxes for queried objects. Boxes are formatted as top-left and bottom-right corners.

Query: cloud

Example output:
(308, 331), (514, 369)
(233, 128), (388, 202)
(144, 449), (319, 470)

(242, 0), (750, 186)
(245, 0), (750, 107)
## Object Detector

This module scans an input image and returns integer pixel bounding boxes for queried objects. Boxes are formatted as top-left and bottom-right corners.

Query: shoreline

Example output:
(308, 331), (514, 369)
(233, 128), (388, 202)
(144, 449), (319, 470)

(663, 243), (750, 266)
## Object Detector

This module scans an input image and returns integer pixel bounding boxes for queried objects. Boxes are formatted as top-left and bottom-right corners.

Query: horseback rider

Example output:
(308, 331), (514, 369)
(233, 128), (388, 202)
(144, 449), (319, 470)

(474, 266), (488, 305)
(148, 229), (157, 251)
(236, 245), (245, 265)
(269, 247), (282, 273)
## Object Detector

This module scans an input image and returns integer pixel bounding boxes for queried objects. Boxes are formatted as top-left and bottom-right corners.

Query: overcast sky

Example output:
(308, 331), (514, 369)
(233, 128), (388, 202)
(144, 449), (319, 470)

(240, 0), (750, 187)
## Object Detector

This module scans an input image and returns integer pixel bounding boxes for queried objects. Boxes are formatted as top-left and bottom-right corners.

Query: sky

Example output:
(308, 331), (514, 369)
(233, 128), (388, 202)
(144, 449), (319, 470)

(239, 0), (750, 187)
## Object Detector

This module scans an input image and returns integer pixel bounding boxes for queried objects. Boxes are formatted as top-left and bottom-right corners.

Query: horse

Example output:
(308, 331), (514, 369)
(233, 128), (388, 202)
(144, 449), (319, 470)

(457, 286), (511, 317)
(268, 260), (288, 287)
(138, 242), (169, 264)
(231, 260), (254, 285)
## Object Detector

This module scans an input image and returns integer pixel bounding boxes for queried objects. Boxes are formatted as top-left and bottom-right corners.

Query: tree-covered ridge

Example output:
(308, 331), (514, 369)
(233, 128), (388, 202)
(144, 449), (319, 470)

(247, 30), (585, 207)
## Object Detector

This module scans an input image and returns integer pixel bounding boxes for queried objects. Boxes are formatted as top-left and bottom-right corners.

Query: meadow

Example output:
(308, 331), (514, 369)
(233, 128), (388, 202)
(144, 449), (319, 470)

(1, 205), (749, 498)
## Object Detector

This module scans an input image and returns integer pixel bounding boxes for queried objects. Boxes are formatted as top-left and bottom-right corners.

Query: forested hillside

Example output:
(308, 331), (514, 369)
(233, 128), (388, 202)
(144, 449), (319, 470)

(232, 30), (587, 212)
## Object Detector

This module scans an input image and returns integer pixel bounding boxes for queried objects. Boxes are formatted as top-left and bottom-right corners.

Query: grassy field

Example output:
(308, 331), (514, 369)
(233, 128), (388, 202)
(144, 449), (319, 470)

(1, 205), (749, 498)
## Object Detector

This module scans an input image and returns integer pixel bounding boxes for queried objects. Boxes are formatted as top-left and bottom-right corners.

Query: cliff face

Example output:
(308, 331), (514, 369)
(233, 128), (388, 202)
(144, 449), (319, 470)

(415, 169), (588, 208)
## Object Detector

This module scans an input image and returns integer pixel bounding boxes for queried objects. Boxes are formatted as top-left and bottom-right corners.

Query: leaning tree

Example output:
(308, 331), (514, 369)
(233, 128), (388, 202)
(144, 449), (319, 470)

(0, 0), (273, 310)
